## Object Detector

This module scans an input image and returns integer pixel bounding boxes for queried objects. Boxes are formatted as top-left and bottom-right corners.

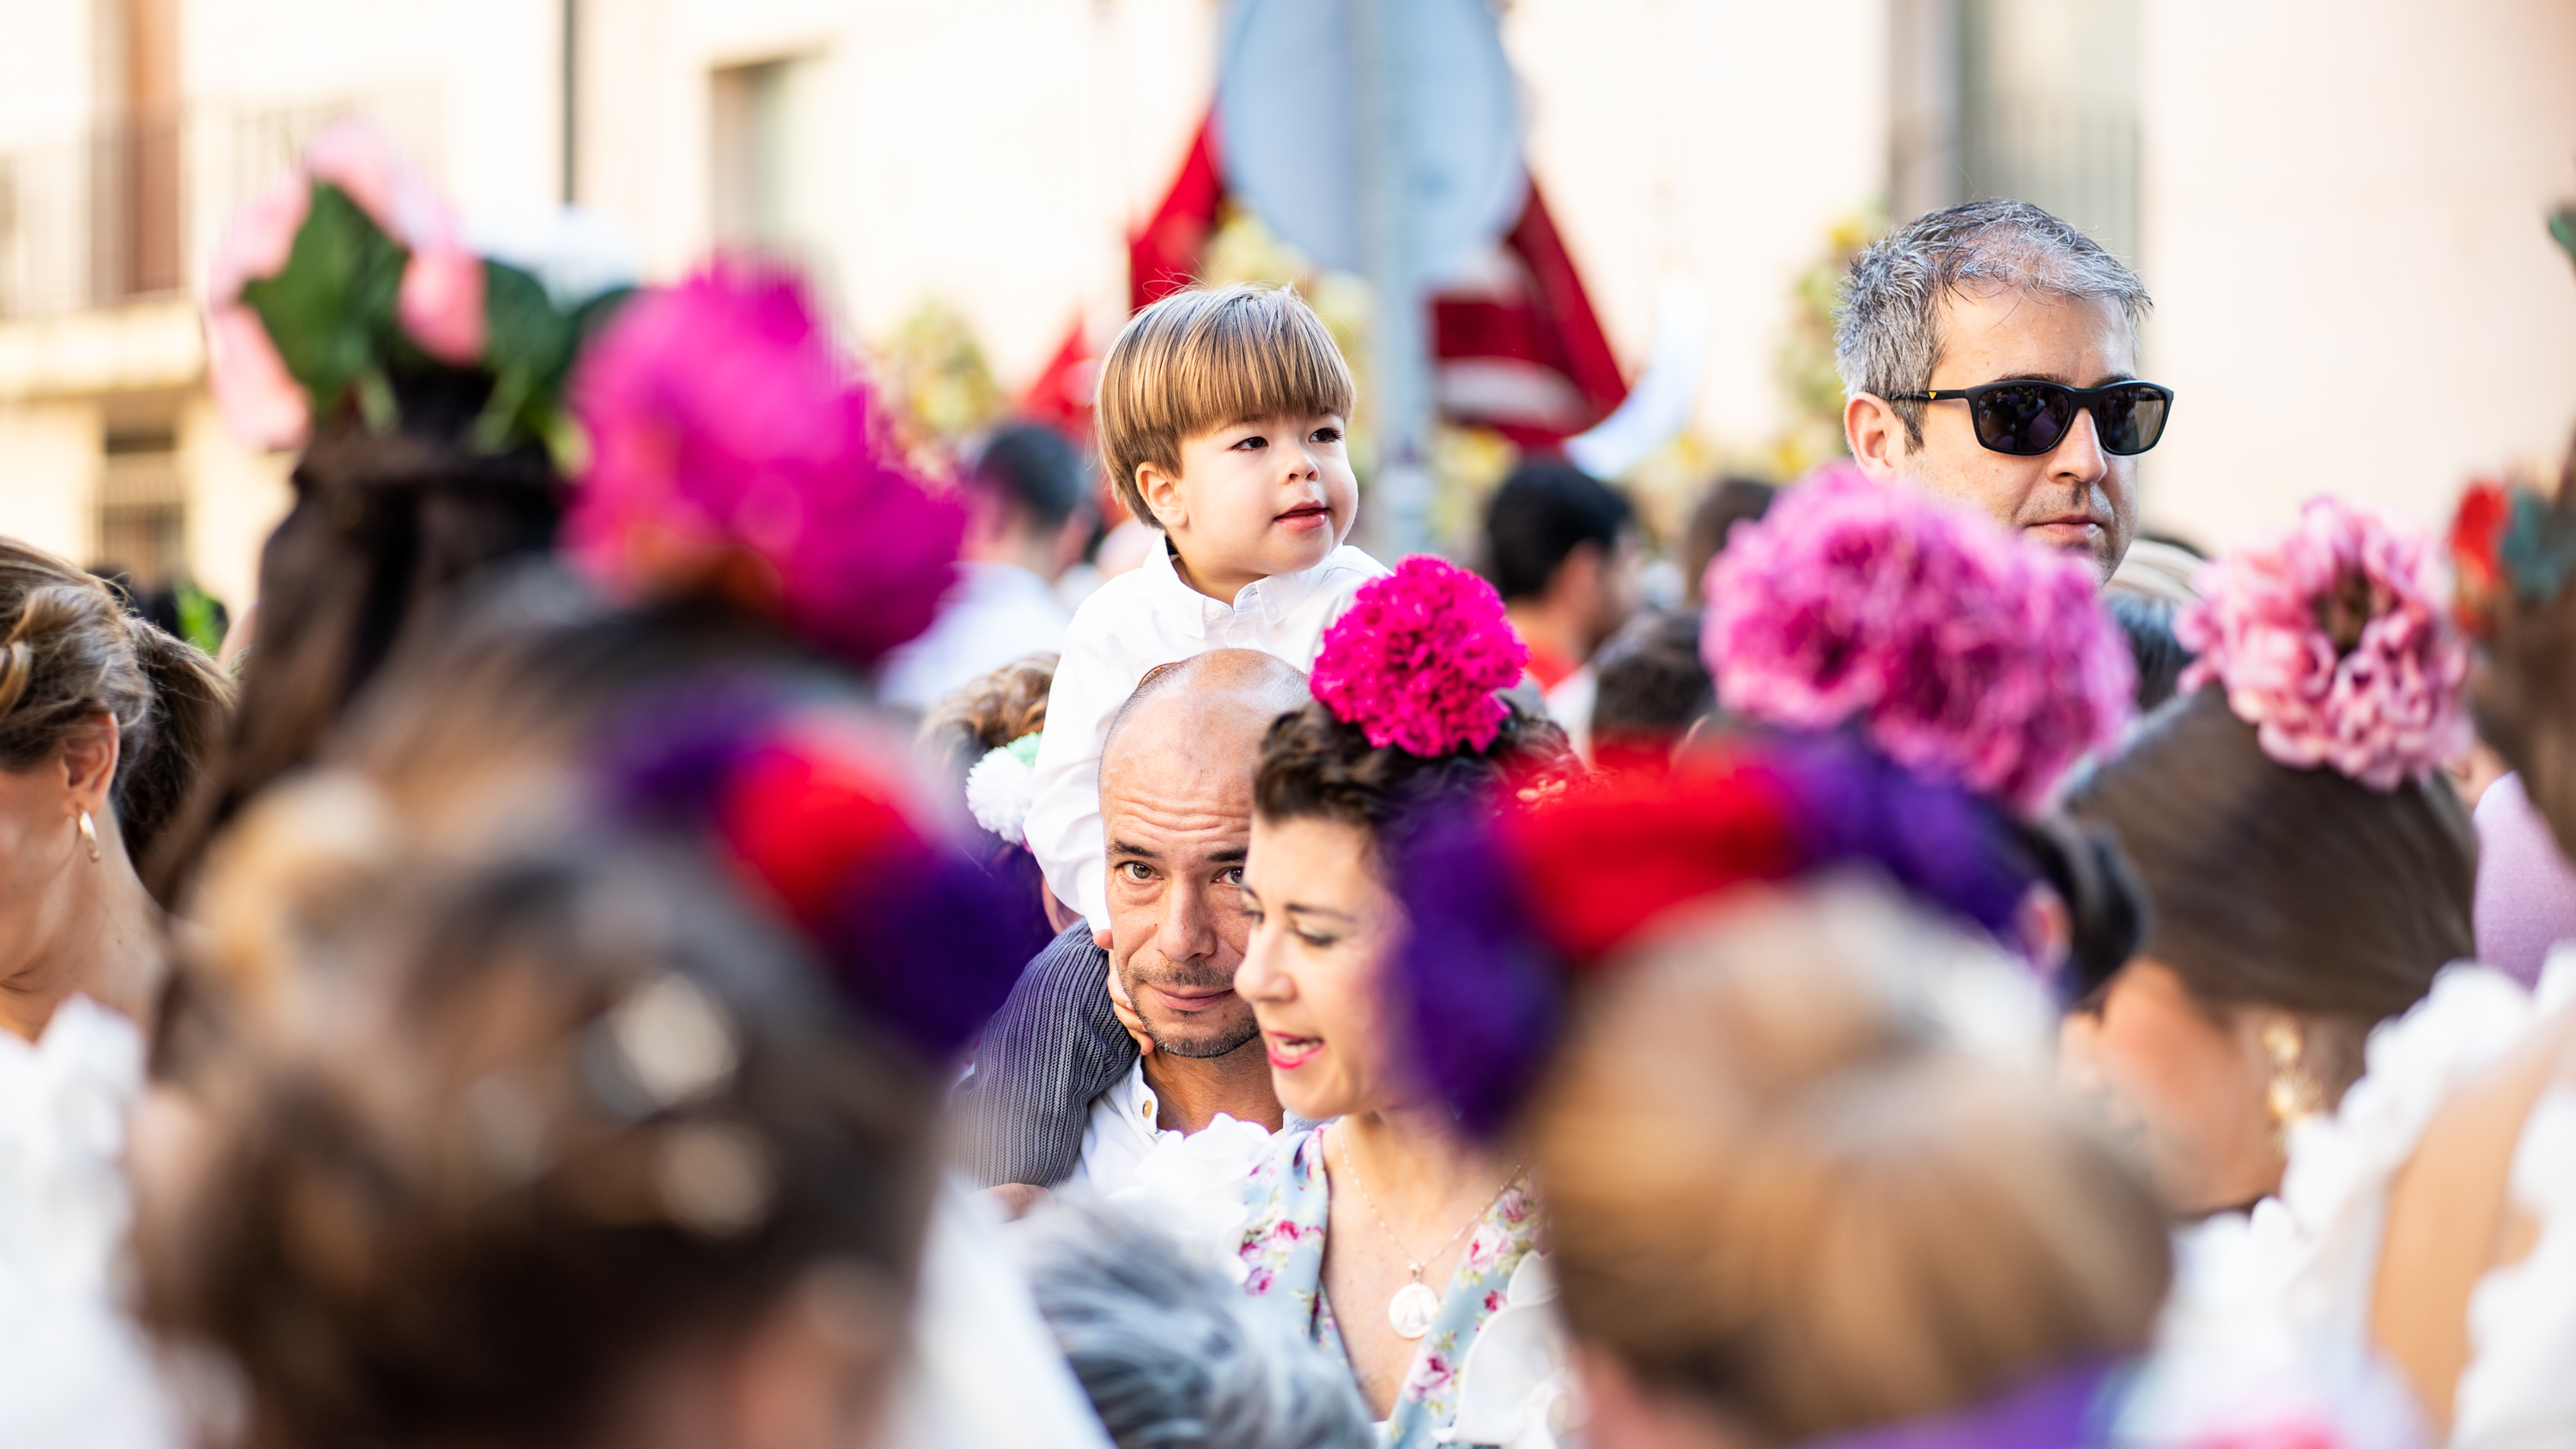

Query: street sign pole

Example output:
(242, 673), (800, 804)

(1351, 0), (1433, 559)
(1219, 0), (1520, 559)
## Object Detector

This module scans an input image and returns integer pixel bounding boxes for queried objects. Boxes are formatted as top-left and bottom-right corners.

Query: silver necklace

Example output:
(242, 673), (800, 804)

(1335, 1130), (1524, 1340)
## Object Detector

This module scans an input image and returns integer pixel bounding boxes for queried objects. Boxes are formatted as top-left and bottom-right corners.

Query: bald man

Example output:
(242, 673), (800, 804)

(956, 650), (1311, 1193)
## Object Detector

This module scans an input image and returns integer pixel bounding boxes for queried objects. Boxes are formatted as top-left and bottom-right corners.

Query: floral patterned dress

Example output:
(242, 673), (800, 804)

(1234, 1126), (1544, 1446)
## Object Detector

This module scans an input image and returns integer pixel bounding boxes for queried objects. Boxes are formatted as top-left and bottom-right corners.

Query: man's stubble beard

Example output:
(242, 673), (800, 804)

(1117, 955), (1261, 1059)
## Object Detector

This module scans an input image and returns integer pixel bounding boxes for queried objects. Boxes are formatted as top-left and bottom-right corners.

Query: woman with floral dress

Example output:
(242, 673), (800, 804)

(1223, 556), (1572, 1445)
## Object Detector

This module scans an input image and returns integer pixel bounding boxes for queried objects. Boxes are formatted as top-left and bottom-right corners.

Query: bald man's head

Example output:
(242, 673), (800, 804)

(1102, 650), (1311, 787)
(1096, 650), (1309, 1059)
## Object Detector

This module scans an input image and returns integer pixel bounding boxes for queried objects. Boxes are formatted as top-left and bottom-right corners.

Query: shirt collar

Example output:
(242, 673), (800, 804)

(1119, 1058), (1164, 1131)
(1140, 531), (1343, 636)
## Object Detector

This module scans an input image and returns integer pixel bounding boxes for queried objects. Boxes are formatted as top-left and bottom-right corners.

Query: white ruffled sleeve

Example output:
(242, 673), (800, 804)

(0, 997), (176, 1449)
(1101, 1113), (1273, 1279)
(2269, 964), (2537, 1348)
(2451, 947), (2576, 1446)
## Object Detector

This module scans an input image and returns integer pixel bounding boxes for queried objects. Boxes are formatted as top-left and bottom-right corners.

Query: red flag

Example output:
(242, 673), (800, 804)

(1017, 109), (1626, 453)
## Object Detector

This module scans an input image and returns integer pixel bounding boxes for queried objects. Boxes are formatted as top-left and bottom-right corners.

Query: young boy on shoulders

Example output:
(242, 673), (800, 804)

(1024, 283), (1384, 931)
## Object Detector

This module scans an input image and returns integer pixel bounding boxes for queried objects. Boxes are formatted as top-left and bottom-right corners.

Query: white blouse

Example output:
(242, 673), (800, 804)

(0, 995), (174, 1449)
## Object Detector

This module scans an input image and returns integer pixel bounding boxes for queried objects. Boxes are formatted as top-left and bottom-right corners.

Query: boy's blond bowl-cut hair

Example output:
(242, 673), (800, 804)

(1095, 283), (1357, 527)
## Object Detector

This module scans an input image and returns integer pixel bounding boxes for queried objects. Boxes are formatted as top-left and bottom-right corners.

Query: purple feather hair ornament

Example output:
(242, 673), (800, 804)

(1765, 731), (2031, 944)
(1390, 730), (2042, 1138)
(597, 675), (1036, 1058)
(1388, 800), (1567, 1139)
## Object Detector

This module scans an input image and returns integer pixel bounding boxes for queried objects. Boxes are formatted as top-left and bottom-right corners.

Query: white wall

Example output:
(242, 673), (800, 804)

(179, 392), (289, 611)
(575, 0), (1215, 385)
(7, 0), (2574, 607)
(0, 399), (102, 562)
(1505, 0), (1888, 450)
(2139, 0), (2576, 551)
(0, 0), (100, 146)
(184, 0), (562, 213)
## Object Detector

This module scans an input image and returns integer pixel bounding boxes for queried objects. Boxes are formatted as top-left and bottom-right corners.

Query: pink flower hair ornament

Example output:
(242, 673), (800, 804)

(2178, 495), (2470, 791)
(1312, 555), (1529, 757)
(1703, 464), (2135, 815)
(206, 119), (623, 459)
(564, 262), (964, 668)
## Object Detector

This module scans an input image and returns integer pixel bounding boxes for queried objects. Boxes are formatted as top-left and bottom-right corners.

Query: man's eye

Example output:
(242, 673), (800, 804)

(1219, 867), (1244, 887)
(1121, 862), (1154, 882)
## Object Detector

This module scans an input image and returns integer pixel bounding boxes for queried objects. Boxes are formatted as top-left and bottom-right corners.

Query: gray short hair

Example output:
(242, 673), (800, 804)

(1834, 199), (2153, 448)
(1017, 1201), (1371, 1449)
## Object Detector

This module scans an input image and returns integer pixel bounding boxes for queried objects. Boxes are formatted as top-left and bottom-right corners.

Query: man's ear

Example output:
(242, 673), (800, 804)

(1047, 508), (1095, 576)
(58, 714), (119, 815)
(1133, 458), (1185, 532)
(961, 484), (1016, 551)
(1546, 539), (1605, 615)
(1844, 393), (1911, 482)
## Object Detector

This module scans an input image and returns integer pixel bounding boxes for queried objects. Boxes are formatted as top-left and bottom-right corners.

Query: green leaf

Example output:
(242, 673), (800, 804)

(238, 185), (408, 428)
(173, 581), (227, 657)
(471, 267), (638, 456)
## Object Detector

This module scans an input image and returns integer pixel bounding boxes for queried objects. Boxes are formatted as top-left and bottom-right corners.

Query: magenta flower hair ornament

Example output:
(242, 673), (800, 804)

(1704, 464), (2135, 815)
(2178, 495), (2470, 791)
(563, 262), (964, 668)
(1311, 555), (1530, 757)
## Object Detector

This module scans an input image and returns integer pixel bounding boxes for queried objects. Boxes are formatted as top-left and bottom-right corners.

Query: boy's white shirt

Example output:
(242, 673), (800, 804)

(1025, 533), (1388, 930)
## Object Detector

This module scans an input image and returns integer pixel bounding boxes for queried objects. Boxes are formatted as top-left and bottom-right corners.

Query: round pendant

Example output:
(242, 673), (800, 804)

(1388, 1280), (1442, 1339)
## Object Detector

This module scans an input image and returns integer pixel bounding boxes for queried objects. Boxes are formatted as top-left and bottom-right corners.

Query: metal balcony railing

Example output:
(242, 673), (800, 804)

(0, 93), (440, 322)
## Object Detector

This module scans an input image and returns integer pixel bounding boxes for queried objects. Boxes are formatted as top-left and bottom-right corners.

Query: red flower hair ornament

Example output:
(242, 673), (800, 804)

(603, 682), (1045, 1058)
(1311, 555), (1529, 757)
(2450, 476), (2576, 640)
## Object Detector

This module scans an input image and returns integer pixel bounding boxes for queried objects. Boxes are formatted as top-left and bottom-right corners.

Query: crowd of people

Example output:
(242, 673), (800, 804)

(3, 120), (2575, 1449)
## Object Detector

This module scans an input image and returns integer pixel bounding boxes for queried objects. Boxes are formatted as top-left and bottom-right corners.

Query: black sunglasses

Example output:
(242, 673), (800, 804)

(1887, 380), (2174, 457)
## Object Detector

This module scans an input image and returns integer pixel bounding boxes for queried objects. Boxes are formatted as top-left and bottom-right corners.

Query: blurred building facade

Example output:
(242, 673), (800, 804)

(0, 0), (2569, 613)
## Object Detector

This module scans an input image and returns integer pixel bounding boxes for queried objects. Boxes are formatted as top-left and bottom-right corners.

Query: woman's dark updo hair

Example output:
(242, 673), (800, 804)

(2015, 813), (2151, 1007)
(1254, 697), (1575, 840)
(0, 538), (232, 879)
(146, 369), (561, 897)
(2065, 686), (2473, 1074)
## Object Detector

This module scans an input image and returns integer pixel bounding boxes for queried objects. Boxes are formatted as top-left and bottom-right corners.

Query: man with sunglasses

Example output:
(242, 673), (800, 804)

(1838, 198), (2171, 581)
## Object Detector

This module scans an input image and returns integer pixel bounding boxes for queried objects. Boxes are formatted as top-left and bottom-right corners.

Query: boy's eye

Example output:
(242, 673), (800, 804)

(1230, 434), (1268, 452)
(1309, 426), (1342, 445)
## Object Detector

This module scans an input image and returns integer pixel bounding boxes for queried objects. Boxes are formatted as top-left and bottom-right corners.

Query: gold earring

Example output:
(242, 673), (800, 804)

(77, 810), (100, 863)
(2263, 1021), (2318, 1129)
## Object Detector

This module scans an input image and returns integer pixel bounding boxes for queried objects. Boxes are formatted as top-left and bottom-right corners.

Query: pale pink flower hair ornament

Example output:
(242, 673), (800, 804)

(563, 260), (963, 668)
(204, 119), (487, 449)
(2177, 495), (2470, 791)
(1703, 463), (2134, 815)
(1312, 555), (1529, 757)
